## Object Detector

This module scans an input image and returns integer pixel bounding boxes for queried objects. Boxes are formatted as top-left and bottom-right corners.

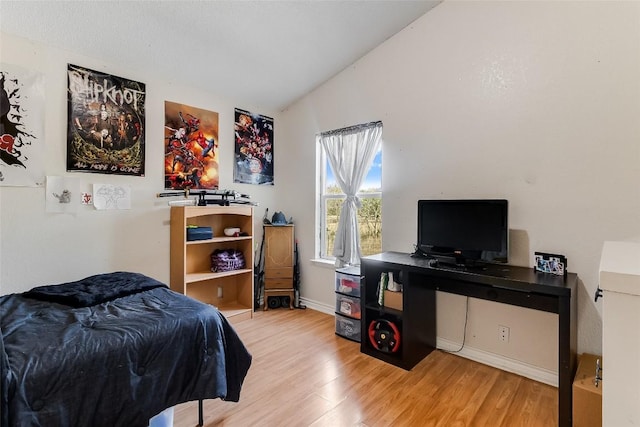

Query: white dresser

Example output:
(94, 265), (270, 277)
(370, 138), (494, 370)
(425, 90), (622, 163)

(599, 240), (640, 426)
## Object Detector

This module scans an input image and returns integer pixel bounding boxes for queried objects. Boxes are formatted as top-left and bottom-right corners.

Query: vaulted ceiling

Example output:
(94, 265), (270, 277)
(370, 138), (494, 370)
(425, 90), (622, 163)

(0, 1), (441, 111)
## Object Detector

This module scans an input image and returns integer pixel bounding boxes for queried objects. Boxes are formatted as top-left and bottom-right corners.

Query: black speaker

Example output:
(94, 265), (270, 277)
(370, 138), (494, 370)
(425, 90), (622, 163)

(267, 296), (281, 309)
(280, 295), (291, 307)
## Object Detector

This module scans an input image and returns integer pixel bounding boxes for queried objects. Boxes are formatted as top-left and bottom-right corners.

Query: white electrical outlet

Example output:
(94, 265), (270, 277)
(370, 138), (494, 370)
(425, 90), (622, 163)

(217, 286), (223, 298)
(498, 325), (510, 342)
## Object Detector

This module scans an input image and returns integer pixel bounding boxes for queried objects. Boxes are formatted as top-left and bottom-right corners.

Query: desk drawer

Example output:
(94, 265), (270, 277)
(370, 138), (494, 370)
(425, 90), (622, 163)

(265, 278), (293, 290)
(265, 267), (293, 279)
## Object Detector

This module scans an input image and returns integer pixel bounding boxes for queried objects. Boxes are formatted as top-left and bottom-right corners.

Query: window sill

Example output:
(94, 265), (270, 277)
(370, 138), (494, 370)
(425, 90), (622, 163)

(310, 258), (363, 270)
(310, 258), (337, 269)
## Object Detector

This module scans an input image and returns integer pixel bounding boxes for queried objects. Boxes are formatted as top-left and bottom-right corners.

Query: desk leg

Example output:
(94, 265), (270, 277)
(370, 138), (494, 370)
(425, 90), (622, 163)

(558, 294), (576, 427)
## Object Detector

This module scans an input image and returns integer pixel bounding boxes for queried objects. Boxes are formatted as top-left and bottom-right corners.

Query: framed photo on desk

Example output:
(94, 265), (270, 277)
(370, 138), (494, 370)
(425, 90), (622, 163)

(535, 252), (567, 277)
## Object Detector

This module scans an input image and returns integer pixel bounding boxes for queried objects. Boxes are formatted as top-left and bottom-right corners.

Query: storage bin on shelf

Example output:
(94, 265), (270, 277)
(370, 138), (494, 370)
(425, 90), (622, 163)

(383, 289), (403, 311)
(210, 249), (246, 272)
(377, 270), (403, 311)
(186, 226), (213, 241)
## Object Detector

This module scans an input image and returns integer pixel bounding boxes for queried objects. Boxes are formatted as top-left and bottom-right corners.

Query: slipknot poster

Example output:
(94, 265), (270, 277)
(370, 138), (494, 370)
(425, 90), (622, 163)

(234, 108), (273, 185)
(164, 101), (219, 190)
(67, 64), (145, 176)
(0, 64), (44, 187)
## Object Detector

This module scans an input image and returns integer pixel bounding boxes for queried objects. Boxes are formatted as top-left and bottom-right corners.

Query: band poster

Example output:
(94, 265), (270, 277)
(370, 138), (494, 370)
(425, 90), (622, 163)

(67, 64), (145, 176)
(0, 63), (44, 187)
(164, 101), (219, 190)
(234, 108), (274, 185)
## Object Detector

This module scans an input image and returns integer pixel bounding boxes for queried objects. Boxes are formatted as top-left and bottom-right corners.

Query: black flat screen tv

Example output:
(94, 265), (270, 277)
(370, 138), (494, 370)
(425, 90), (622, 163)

(417, 199), (509, 266)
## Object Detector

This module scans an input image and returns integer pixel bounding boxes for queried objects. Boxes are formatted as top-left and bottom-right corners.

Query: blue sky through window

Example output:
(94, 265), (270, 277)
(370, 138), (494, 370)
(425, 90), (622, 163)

(326, 149), (382, 191)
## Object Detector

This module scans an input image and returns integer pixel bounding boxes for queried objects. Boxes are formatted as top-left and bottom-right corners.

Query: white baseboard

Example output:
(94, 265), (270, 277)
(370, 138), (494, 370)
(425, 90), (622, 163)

(300, 297), (558, 387)
(299, 297), (334, 315)
(437, 337), (558, 387)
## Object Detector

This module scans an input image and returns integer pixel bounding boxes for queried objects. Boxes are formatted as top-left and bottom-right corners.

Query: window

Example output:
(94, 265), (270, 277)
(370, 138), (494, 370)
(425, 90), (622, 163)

(318, 144), (382, 261)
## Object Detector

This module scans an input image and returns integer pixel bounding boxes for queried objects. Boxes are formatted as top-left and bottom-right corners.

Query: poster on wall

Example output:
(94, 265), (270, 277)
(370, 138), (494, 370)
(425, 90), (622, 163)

(164, 101), (219, 190)
(0, 63), (45, 187)
(66, 64), (145, 176)
(233, 108), (274, 185)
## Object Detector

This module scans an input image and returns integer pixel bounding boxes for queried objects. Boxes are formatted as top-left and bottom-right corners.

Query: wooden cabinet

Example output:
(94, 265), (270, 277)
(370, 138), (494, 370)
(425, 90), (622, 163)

(170, 205), (253, 323)
(263, 224), (294, 310)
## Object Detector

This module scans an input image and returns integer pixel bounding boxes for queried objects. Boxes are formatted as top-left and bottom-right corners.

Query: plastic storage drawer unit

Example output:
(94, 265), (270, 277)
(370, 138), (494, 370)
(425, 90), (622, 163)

(335, 266), (361, 342)
(335, 266), (361, 297)
(336, 293), (361, 319)
(335, 313), (361, 342)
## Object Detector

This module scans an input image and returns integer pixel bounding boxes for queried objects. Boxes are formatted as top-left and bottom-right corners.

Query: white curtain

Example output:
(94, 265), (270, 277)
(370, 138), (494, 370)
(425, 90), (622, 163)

(319, 121), (382, 267)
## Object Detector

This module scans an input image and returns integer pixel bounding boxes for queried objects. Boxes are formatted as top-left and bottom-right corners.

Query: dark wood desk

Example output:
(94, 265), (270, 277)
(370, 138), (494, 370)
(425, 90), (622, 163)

(360, 251), (577, 427)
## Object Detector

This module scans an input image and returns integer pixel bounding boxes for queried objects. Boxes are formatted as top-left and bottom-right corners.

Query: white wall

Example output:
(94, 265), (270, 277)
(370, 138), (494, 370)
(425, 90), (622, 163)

(2, 0), (639, 378)
(0, 32), (279, 294)
(280, 0), (640, 371)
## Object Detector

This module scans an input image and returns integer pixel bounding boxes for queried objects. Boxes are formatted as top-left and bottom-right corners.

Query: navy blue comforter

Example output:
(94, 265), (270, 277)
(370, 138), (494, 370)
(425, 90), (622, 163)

(0, 272), (252, 427)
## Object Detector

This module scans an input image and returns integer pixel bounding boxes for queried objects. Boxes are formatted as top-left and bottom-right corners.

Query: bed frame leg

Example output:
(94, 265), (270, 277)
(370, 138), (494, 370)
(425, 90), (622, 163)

(198, 399), (203, 426)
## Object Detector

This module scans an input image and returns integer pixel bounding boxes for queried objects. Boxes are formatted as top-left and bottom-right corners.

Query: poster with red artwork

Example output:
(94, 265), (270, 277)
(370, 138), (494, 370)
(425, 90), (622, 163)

(0, 63), (44, 187)
(164, 101), (219, 190)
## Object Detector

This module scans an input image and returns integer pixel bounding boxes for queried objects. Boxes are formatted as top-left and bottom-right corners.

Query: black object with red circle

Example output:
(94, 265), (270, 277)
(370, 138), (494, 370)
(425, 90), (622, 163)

(368, 318), (401, 353)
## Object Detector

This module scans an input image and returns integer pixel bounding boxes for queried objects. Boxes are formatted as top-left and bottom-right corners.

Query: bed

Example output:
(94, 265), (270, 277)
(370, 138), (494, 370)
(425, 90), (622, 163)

(0, 271), (252, 427)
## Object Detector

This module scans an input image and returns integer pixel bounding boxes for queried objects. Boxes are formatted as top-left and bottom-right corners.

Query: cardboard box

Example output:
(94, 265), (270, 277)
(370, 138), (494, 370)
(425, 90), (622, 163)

(383, 290), (403, 311)
(573, 353), (602, 427)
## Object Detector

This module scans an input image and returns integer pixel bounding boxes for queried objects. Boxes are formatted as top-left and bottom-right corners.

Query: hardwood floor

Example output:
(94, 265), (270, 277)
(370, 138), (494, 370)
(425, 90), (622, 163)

(173, 309), (557, 427)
